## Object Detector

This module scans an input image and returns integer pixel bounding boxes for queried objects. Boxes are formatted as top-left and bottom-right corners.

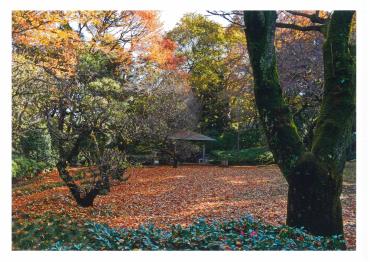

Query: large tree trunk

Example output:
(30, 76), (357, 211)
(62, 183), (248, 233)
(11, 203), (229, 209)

(243, 10), (355, 241)
(287, 153), (344, 236)
(288, 11), (355, 239)
(243, 11), (304, 180)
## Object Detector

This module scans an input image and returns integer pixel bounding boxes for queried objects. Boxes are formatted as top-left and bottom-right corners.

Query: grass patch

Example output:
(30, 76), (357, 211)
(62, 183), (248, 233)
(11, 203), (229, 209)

(211, 147), (274, 165)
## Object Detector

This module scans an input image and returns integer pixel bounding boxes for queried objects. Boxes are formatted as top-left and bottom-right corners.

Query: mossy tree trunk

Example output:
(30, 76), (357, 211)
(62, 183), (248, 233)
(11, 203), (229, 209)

(243, 11), (355, 241)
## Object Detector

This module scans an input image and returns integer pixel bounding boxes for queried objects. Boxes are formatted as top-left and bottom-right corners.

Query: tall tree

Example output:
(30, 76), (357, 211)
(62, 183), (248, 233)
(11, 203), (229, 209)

(243, 10), (355, 241)
(12, 11), (174, 207)
(168, 14), (232, 134)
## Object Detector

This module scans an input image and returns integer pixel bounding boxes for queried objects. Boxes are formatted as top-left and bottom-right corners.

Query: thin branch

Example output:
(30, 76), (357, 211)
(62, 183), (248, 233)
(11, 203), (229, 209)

(206, 11), (244, 28)
(13, 20), (51, 35)
(276, 22), (323, 33)
(286, 10), (328, 24)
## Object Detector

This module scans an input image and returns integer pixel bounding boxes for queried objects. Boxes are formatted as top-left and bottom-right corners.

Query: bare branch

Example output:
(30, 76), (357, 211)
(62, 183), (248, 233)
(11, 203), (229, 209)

(206, 11), (244, 28)
(286, 10), (328, 24)
(276, 22), (323, 33)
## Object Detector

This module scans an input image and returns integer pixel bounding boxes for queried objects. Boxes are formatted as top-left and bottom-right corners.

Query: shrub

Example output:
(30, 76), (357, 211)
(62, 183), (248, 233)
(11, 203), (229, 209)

(211, 147), (275, 165)
(12, 156), (49, 181)
(12, 213), (346, 251)
(19, 128), (56, 163)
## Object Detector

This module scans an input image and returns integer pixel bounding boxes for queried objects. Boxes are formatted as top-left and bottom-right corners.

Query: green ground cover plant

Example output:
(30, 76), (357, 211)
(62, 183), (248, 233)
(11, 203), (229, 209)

(13, 212), (345, 251)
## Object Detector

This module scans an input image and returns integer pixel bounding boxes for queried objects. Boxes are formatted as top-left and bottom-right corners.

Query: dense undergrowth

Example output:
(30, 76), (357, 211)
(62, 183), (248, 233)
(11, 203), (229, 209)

(211, 147), (274, 165)
(12, 156), (51, 182)
(13, 212), (345, 251)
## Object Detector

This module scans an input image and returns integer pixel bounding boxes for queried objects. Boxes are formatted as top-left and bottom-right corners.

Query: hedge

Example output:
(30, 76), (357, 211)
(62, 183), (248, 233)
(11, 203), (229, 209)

(211, 147), (274, 165)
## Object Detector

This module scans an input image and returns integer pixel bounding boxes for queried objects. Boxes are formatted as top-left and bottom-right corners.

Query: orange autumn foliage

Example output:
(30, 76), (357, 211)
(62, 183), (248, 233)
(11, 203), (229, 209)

(12, 11), (180, 78)
(145, 38), (186, 70)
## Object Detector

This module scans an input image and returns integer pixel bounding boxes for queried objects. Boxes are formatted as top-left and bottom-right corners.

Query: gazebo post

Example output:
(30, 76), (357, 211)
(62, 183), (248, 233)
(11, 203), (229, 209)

(202, 143), (205, 163)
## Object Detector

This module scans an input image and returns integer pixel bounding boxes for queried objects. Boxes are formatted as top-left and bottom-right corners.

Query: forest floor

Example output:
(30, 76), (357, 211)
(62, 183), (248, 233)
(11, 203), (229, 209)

(12, 161), (356, 250)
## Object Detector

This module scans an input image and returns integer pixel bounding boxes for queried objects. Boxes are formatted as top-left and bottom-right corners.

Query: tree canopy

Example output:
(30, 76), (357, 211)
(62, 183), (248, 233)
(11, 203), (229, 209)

(11, 10), (356, 248)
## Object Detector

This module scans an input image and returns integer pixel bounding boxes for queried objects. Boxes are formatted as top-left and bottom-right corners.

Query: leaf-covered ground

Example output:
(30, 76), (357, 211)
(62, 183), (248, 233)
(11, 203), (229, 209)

(12, 162), (356, 250)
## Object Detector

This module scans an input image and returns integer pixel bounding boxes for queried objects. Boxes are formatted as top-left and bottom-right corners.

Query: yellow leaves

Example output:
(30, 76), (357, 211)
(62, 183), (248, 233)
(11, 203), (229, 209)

(225, 25), (245, 44)
(13, 11), (82, 78)
(13, 10), (165, 79)
(56, 30), (70, 40)
(101, 34), (115, 44)
(318, 11), (330, 20)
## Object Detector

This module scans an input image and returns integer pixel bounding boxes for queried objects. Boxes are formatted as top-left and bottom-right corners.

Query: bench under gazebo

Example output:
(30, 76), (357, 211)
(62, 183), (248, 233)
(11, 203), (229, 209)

(168, 130), (216, 167)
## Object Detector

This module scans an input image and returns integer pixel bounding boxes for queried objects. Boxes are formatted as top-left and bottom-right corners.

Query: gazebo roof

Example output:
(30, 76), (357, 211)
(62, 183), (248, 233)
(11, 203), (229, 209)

(168, 130), (216, 141)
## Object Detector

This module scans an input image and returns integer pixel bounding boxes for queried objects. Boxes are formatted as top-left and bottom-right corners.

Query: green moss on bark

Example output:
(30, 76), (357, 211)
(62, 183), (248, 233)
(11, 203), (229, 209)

(243, 11), (355, 239)
(312, 11), (355, 175)
(288, 152), (344, 238)
(244, 11), (304, 180)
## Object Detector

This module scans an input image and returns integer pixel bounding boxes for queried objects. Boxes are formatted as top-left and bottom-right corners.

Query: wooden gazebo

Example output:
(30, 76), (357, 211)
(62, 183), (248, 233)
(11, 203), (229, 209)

(168, 130), (216, 165)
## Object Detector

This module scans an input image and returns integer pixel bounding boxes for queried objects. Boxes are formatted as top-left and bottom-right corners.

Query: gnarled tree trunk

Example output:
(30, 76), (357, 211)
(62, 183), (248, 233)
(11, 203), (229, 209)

(243, 10), (355, 242)
(56, 161), (102, 207)
(48, 110), (108, 207)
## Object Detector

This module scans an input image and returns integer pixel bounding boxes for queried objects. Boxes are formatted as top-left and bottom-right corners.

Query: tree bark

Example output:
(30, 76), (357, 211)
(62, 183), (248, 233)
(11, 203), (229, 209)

(98, 164), (111, 195)
(243, 11), (355, 241)
(311, 11), (355, 173)
(56, 160), (101, 207)
(49, 106), (103, 207)
(243, 11), (305, 181)
(288, 11), (355, 240)
(287, 152), (345, 237)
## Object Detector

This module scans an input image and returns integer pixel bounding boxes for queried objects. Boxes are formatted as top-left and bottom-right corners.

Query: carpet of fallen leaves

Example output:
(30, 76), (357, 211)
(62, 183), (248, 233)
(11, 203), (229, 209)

(12, 164), (356, 250)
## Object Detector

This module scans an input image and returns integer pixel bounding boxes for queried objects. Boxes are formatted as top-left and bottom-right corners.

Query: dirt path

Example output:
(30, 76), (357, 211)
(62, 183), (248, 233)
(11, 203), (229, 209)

(12, 164), (356, 250)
